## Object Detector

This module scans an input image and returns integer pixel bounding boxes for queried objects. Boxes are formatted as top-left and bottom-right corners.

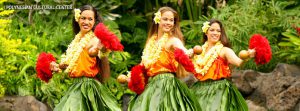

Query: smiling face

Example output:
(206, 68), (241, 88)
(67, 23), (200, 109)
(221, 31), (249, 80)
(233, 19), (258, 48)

(206, 22), (221, 44)
(78, 10), (95, 34)
(158, 11), (175, 33)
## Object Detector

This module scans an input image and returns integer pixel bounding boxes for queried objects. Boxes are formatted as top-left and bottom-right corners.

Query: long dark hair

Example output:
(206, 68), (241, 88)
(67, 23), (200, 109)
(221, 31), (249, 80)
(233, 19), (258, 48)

(203, 19), (230, 47)
(147, 6), (184, 43)
(72, 5), (103, 35)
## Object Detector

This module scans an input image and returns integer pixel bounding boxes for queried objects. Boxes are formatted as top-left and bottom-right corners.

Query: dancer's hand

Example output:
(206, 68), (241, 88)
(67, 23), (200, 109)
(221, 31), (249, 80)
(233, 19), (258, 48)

(50, 61), (60, 73)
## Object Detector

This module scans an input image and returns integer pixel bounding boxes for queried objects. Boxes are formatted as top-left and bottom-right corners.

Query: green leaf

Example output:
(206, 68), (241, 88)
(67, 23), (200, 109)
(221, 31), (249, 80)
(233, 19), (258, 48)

(180, 20), (193, 27)
(57, 11), (69, 17)
(104, 20), (119, 29)
(282, 31), (299, 39)
(278, 42), (293, 46)
(124, 0), (137, 8)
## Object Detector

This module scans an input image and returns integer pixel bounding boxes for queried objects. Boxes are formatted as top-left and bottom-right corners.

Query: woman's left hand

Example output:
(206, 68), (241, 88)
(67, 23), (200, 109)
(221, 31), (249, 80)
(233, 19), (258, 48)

(50, 61), (60, 73)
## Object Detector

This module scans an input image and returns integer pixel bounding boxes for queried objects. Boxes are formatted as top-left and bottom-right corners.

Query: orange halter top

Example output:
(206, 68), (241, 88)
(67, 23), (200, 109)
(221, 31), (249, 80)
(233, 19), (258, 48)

(194, 56), (231, 81)
(146, 48), (178, 77)
(69, 47), (100, 78)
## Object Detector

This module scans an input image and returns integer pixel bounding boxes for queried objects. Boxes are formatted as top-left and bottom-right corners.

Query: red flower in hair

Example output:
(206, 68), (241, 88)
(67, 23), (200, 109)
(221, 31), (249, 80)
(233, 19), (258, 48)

(128, 64), (148, 94)
(249, 34), (272, 65)
(36, 52), (56, 82)
(94, 23), (124, 51)
(174, 48), (195, 73)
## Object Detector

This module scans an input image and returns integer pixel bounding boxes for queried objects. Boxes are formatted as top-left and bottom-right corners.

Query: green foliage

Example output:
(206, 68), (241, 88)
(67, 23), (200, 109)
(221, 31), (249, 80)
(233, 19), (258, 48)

(109, 51), (138, 76)
(0, 38), (37, 75)
(206, 0), (300, 71)
(35, 73), (74, 108)
(9, 9), (73, 54)
(183, 0), (202, 21)
(104, 77), (134, 105)
(0, 0), (38, 96)
(181, 20), (205, 48)
(0, 83), (4, 98)
(75, 0), (122, 21)
(278, 28), (300, 63)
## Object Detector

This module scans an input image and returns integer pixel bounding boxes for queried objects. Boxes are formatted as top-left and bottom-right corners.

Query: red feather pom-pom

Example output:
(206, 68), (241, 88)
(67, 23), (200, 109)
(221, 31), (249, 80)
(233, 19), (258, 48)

(94, 23), (124, 51)
(249, 34), (272, 65)
(128, 64), (148, 94)
(36, 52), (56, 83)
(174, 48), (195, 73)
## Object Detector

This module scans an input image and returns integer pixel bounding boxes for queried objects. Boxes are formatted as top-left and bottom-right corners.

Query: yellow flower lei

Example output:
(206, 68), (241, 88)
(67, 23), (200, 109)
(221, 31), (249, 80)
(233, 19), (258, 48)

(60, 31), (94, 73)
(193, 41), (223, 75)
(142, 33), (168, 68)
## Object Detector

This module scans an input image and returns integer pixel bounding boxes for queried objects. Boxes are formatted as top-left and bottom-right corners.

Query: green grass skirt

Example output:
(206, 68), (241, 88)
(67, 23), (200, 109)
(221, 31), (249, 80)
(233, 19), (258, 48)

(53, 77), (121, 111)
(190, 79), (248, 111)
(128, 73), (201, 111)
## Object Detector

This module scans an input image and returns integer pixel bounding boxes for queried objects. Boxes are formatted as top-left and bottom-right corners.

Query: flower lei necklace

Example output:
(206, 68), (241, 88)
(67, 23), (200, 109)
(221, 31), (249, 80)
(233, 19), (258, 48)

(142, 33), (169, 68)
(194, 41), (223, 75)
(60, 31), (94, 73)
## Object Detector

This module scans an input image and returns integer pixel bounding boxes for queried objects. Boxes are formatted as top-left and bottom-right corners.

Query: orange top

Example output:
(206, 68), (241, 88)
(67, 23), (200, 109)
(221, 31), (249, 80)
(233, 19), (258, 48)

(146, 48), (178, 77)
(69, 47), (100, 78)
(194, 56), (231, 81)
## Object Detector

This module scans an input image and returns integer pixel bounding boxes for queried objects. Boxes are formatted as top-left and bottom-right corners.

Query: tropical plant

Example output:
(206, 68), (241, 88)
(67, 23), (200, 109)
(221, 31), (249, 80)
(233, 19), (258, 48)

(206, 0), (300, 71)
(0, 0), (38, 96)
(0, 84), (4, 98)
(104, 77), (134, 105)
(278, 27), (300, 64)
(35, 72), (74, 108)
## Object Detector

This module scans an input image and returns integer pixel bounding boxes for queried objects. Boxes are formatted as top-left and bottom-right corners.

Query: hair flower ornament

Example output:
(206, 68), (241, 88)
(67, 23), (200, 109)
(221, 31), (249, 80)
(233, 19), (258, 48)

(74, 9), (81, 22)
(202, 21), (211, 33)
(153, 11), (161, 24)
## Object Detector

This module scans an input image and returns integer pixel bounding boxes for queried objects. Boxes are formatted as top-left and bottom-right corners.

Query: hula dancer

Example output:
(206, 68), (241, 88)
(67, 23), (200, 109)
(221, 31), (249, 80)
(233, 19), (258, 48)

(36, 5), (123, 111)
(120, 7), (201, 111)
(191, 19), (271, 111)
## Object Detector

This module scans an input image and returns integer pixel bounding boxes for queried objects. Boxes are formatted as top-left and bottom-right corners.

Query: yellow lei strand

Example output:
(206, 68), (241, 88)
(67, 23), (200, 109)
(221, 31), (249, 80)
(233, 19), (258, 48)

(193, 41), (223, 75)
(141, 33), (168, 68)
(60, 31), (94, 73)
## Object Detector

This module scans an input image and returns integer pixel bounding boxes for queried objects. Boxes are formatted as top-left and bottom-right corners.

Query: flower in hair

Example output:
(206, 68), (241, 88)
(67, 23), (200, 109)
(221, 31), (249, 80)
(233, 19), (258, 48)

(153, 11), (161, 24)
(74, 9), (81, 22)
(202, 21), (210, 33)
